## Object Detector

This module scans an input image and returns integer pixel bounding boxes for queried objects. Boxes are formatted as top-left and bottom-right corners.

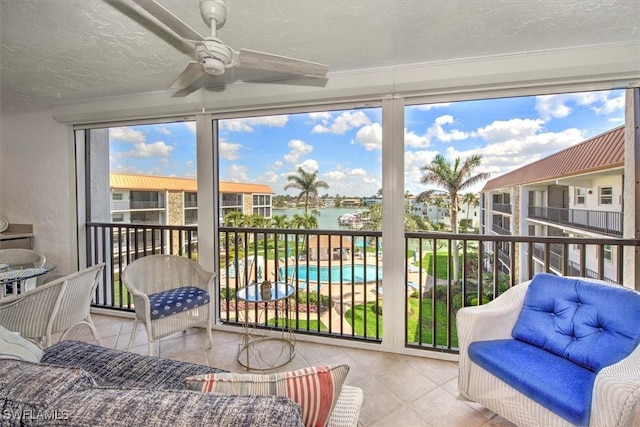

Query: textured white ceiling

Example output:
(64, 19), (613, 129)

(1, 0), (639, 115)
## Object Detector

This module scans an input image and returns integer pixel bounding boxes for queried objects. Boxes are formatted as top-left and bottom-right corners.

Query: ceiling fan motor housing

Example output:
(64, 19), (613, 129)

(195, 39), (232, 75)
(200, 0), (227, 29)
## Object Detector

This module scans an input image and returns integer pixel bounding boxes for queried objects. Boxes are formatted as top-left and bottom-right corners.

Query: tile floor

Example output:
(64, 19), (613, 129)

(68, 313), (517, 427)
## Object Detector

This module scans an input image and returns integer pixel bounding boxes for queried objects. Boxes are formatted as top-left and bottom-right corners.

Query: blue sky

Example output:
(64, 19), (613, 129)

(109, 89), (625, 197)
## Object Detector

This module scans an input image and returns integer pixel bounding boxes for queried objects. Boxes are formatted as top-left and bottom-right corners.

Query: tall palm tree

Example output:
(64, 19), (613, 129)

(284, 167), (329, 214)
(462, 192), (479, 231)
(418, 154), (489, 283)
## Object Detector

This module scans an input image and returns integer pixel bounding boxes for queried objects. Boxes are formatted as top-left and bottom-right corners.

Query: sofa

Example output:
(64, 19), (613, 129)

(0, 339), (363, 427)
(457, 273), (640, 427)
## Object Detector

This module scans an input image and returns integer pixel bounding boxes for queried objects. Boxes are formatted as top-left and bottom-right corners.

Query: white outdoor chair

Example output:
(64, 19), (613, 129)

(122, 254), (215, 356)
(457, 276), (640, 427)
(0, 248), (45, 295)
(0, 264), (104, 348)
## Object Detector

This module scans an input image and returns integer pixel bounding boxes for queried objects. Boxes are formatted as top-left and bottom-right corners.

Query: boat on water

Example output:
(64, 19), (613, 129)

(337, 211), (369, 229)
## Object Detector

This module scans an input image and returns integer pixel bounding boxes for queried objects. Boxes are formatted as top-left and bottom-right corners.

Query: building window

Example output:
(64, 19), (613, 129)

(112, 214), (124, 222)
(604, 245), (612, 262)
(252, 194), (271, 206)
(112, 193), (123, 201)
(575, 188), (586, 205)
(599, 187), (613, 205)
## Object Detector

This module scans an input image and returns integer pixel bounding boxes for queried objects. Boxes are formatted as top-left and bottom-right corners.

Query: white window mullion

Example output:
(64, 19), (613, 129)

(381, 95), (406, 352)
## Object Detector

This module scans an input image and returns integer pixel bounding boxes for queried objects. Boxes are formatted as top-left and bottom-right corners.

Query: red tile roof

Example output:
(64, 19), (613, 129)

(482, 126), (625, 192)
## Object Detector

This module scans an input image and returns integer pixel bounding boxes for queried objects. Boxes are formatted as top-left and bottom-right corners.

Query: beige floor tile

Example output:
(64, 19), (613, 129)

(369, 406), (428, 427)
(410, 386), (491, 427)
(70, 315), (528, 427)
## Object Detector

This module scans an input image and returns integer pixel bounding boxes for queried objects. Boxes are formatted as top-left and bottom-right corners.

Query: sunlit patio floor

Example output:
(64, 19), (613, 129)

(68, 313), (517, 427)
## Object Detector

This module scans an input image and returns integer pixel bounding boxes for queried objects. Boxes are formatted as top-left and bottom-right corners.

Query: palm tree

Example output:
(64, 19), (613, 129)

(223, 210), (246, 227)
(432, 196), (446, 228)
(418, 154), (489, 283)
(271, 214), (289, 229)
(462, 192), (479, 231)
(284, 167), (329, 214)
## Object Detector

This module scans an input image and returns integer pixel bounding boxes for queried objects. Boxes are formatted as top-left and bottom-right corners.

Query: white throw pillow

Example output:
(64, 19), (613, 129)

(0, 324), (44, 362)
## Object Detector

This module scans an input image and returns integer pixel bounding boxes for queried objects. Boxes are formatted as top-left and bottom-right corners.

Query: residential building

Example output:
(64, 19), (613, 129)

(481, 126), (625, 283)
(110, 173), (274, 226)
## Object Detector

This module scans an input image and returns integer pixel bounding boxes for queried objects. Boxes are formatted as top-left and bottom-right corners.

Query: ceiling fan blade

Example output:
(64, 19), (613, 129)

(132, 0), (204, 42)
(171, 62), (206, 90)
(237, 49), (329, 79)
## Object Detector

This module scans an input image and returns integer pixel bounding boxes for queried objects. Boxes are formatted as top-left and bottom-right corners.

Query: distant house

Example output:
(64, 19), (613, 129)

(480, 126), (624, 283)
(110, 173), (274, 226)
(340, 198), (362, 207)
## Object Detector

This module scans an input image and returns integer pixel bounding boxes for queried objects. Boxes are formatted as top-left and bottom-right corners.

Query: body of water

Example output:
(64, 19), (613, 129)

(273, 207), (365, 230)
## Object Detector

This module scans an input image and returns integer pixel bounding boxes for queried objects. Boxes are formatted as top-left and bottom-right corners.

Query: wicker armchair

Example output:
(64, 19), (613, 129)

(122, 254), (215, 356)
(457, 276), (640, 427)
(0, 248), (46, 295)
(0, 264), (104, 348)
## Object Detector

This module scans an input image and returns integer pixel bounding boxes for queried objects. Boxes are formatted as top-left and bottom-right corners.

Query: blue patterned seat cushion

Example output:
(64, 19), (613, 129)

(149, 286), (210, 320)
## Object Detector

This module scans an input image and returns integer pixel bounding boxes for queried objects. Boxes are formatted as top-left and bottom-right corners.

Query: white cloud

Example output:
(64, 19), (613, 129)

(297, 159), (319, 172)
(592, 92), (624, 115)
(184, 122), (197, 133)
(403, 150), (440, 194)
(122, 141), (173, 158)
(110, 127), (146, 144)
(427, 115), (469, 142)
(353, 123), (382, 150)
(225, 164), (250, 182)
(308, 112), (332, 121)
(321, 167), (380, 196)
(273, 161), (283, 169)
(156, 127), (172, 135)
(311, 111), (372, 134)
(409, 102), (452, 111)
(535, 91), (617, 121)
(447, 127), (585, 179)
(284, 139), (313, 163)
(476, 118), (545, 143)
(405, 129), (430, 148)
(220, 115), (289, 132)
(536, 95), (574, 120)
(219, 141), (242, 160)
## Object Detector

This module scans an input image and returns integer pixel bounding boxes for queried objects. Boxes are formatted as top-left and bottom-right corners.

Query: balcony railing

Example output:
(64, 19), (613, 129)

(528, 205), (622, 237)
(85, 222), (640, 355)
(130, 201), (164, 209)
(491, 224), (511, 235)
(492, 203), (512, 214)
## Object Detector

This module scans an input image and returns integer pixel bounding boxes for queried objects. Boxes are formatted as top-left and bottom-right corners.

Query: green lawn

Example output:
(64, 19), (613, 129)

(406, 296), (458, 347)
(111, 272), (131, 307)
(268, 317), (328, 331)
(345, 297), (458, 347)
(344, 303), (383, 338)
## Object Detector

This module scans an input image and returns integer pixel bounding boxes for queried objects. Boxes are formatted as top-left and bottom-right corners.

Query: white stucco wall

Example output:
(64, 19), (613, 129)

(0, 111), (76, 274)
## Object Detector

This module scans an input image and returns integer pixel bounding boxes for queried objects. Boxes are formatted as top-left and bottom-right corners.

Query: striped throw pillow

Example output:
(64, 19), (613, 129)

(184, 364), (349, 427)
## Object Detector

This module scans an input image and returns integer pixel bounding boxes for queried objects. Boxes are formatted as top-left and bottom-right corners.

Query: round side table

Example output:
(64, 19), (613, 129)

(236, 281), (296, 370)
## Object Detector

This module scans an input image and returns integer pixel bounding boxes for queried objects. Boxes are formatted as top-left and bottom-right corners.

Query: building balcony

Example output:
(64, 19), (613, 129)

(130, 201), (164, 209)
(492, 203), (512, 214)
(491, 224), (511, 235)
(527, 205), (622, 237)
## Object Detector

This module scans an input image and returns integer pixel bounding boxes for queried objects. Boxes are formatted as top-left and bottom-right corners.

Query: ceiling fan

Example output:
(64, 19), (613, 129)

(132, 0), (330, 90)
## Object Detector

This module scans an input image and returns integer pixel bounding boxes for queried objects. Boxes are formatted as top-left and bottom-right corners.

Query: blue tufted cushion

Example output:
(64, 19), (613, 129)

(149, 286), (210, 320)
(512, 273), (640, 372)
(469, 339), (596, 426)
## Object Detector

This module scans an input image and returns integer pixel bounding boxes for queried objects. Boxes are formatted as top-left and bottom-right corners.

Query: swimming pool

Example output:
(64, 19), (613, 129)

(279, 264), (382, 285)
